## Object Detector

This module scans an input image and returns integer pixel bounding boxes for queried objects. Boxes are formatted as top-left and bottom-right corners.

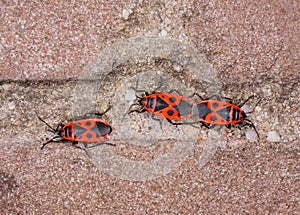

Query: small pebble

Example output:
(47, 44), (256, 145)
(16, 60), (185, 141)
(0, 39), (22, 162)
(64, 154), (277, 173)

(125, 89), (136, 101)
(1, 83), (12, 91)
(173, 64), (182, 72)
(159, 29), (168, 37)
(148, 28), (159, 36)
(267, 131), (281, 142)
(178, 32), (186, 42)
(245, 129), (258, 141)
(8, 101), (15, 110)
(122, 9), (131, 20)
(241, 104), (252, 113)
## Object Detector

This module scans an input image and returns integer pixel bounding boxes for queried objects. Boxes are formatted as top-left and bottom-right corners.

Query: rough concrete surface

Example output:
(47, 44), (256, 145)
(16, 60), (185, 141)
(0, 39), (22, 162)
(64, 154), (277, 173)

(1, 0), (299, 214)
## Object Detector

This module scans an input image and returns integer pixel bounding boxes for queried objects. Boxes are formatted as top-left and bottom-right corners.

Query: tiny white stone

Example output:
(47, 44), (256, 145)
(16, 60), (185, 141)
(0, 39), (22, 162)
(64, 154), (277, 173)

(122, 9), (130, 20)
(2, 84), (11, 91)
(8, 101), (15, 110)
(125, 89), (136, 101)
(179, 31), (186, 42)
(267, 131), (281, 142)
(241, 104), (252, 113)
(159, 29), (167, 37)
(128, 3), (136, 9)
(173, 64), (182, 72)
(255, 106), (262, 113)
(245, 129), (258, 141)
(149, 28), (159, 36)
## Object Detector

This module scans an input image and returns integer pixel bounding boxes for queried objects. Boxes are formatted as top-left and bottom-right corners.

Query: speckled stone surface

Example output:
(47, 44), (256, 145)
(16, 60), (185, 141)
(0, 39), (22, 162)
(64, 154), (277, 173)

(1, 0), (299, 214)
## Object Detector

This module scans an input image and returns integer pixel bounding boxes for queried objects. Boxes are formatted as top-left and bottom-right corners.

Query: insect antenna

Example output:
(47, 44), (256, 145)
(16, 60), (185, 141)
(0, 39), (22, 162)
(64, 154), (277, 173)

(244, 96), (261, 114)
(37, 116), (57, 132)
(130, 78), (150, 97)
(122, 103), (144, 121)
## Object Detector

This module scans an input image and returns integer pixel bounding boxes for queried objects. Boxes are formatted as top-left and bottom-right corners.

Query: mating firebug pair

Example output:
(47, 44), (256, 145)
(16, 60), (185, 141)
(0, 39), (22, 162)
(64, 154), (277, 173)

(127, 84), (260, 138)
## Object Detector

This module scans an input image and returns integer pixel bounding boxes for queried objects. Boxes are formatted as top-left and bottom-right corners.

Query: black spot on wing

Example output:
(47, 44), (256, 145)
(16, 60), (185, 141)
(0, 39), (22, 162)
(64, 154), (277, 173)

(169, 97), (176, 103)
(210, 115), (217, 122)
(212, 102), (219, 108)
(167, 109), (174, 116)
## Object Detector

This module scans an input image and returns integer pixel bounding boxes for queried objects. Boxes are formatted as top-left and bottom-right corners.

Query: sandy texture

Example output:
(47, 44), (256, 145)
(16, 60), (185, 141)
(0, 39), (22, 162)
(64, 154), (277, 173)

(1, 0), (299, 214)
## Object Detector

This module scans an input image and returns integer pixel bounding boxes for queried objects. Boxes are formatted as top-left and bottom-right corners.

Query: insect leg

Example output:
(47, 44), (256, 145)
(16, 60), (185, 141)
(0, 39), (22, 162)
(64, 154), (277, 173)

(192, 93), (206, 100)
(127, 108), (146, 115)
(151, 114), (163, 129)
(86, 142), (117, 149)
(122, 104), (144, 119)
(130, 78), (150, 95)
(243, 119), (260, 139)
(208, 95), (233, 103)
(168, 89), (183, 95)
(41, 136), (62, 149)
(94, 106), (112, 116)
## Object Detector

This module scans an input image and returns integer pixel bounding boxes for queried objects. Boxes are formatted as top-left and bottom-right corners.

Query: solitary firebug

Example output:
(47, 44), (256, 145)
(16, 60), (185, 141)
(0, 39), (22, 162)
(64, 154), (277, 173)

(38, 107), (114, 149)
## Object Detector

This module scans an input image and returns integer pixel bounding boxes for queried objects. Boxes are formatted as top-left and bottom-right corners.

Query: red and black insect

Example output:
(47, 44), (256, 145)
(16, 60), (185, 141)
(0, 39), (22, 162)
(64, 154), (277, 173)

(193, 95), (260, 138)
(38, 107), (114, 149)
(126, 85), (194, 125)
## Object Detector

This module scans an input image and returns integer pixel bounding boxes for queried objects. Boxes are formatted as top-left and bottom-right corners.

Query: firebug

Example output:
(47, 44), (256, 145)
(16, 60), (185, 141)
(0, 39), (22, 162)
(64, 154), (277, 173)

(126, 84), (194, 125)
(38, 107), (114, 149)
(193, 95), (260, 138)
